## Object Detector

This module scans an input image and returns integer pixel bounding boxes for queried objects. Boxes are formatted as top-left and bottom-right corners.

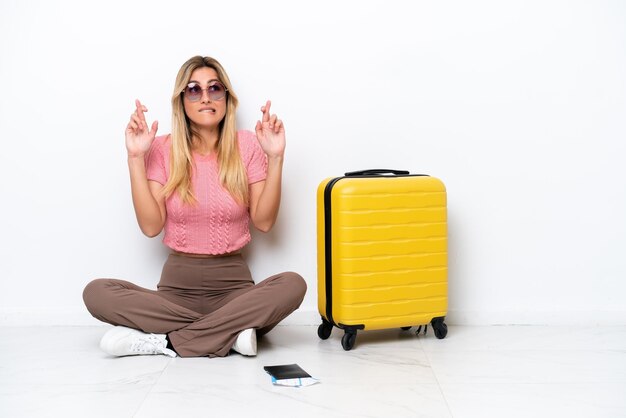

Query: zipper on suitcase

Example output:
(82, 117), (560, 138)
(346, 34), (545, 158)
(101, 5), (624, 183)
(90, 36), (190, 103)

(323, 176), (344, 326)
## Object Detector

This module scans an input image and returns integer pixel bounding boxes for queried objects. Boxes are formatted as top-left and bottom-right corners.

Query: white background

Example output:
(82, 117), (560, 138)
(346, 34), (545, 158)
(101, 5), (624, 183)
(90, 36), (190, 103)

(1, 0), (624, 326)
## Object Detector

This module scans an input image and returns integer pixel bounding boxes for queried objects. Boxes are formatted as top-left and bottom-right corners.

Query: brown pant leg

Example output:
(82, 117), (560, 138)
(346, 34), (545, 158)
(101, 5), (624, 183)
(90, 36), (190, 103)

(83, 278), (202, 334)
(168, 271), (307, 358)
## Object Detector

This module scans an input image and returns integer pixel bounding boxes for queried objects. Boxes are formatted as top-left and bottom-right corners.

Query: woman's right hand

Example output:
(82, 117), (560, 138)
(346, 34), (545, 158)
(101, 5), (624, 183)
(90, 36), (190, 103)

(125, 99), (159, 158)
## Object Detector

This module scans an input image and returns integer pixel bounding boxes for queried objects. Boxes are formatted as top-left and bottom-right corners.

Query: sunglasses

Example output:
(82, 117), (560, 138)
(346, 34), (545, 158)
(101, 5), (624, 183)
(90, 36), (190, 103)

(183, 80), (228, 102)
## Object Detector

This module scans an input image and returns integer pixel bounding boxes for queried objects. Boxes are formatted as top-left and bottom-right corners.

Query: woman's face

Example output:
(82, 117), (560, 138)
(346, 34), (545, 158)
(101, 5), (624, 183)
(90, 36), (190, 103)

(183, 67), (227, 130)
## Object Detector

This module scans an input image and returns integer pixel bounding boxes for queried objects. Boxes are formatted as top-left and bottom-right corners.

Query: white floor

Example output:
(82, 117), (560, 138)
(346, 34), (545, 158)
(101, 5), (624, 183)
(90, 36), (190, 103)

(1, 325), (626, 418)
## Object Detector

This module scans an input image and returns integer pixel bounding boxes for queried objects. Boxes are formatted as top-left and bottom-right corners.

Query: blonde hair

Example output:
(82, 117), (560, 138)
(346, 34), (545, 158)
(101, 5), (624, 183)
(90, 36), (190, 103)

(162, 56), (248, 205)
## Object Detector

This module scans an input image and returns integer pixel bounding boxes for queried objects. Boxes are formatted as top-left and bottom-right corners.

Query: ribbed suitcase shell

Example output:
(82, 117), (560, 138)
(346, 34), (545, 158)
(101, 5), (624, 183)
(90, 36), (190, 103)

(317, 173), (448, 334)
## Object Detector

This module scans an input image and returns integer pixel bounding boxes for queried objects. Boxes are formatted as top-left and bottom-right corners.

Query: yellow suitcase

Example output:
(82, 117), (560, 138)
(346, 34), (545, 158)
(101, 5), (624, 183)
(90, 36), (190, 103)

(317, 169), (448, 350)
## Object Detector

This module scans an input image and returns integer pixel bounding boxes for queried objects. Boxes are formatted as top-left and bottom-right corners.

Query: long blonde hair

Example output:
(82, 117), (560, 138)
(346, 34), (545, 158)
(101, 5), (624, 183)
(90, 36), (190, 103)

(162, 56), (248, 205)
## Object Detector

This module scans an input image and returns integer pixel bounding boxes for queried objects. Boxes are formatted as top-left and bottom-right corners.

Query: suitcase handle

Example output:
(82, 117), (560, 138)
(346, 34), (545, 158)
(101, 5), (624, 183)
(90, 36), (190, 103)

(344, 169), (410, 177)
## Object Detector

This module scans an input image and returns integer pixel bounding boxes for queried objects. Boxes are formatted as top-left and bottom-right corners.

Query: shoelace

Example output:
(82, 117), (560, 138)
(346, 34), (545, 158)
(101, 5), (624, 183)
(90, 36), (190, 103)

(130, 335), (176, 357)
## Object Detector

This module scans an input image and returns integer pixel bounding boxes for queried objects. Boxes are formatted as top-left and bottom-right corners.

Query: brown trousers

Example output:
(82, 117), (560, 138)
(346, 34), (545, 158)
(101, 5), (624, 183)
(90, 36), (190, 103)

(83, 253), (307, 357)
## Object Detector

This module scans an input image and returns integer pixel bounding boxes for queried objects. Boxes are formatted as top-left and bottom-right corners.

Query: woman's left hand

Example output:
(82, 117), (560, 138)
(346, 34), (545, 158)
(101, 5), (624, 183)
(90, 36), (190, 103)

(255, 100), (285, 160)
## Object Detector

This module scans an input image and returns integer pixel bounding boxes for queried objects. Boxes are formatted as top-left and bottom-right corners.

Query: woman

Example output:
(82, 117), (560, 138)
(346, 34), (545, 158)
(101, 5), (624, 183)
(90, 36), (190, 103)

(83, 56), (307, 358)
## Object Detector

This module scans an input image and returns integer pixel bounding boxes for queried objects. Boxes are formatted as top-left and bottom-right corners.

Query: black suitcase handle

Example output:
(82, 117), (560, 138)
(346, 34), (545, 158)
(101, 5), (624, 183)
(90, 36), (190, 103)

(344, 169), (410, 176)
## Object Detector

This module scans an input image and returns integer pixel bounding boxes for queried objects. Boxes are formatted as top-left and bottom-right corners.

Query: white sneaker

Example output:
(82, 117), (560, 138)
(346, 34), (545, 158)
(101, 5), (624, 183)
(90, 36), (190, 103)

(232, 328), (257, 356)
(99, 326), (177, 357)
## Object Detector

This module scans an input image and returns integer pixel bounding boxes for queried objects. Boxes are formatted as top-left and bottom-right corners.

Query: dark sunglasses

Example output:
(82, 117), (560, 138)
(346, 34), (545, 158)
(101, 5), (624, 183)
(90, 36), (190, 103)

(183, 80), (228, 102)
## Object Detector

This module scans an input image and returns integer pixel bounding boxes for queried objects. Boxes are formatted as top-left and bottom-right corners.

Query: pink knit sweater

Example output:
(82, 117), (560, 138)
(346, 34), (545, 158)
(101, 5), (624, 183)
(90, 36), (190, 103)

(145, 130), (268, 254)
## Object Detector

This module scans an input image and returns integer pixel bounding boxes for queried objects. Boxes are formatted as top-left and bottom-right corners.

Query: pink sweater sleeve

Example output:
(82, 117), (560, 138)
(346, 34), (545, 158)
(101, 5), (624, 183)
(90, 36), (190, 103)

(238, 130), (267, 184)
(145, 135), (168, 185)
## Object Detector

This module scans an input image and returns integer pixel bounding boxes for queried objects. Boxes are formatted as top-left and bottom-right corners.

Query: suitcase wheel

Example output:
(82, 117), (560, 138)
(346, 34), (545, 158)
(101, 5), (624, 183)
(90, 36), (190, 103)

(341, 331), (357, 351)
(317, 320), (333, 340)
(431, 317), (448, 339)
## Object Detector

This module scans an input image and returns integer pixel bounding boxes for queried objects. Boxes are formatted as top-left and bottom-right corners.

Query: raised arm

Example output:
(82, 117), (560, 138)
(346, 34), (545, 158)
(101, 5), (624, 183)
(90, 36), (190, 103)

(249, 100), (285, 233)
(126, 99), (166, 237)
